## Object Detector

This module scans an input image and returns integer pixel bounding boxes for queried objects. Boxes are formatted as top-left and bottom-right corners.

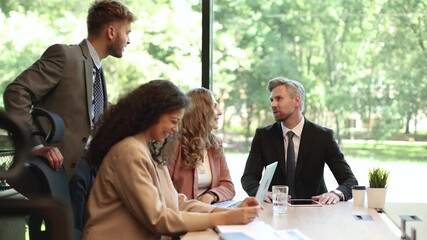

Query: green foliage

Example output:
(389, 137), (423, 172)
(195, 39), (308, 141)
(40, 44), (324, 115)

(368, 167), (390, 188)
(1, 0), (427, 145)
(0, 0), (88, 18)
(0, 161), (11, 187)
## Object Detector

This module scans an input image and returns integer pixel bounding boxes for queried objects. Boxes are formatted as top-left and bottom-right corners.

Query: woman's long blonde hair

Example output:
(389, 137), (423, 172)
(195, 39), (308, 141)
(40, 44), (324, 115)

(179, 88), (222, 169)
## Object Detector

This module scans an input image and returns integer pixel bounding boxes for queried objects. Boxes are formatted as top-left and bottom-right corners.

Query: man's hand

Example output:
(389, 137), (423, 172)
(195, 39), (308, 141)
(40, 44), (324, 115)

(312, 192), (340, 205)
(33, 146), (64, 171)
(264, 192), (292, 203)
(263, 191), (273, 203)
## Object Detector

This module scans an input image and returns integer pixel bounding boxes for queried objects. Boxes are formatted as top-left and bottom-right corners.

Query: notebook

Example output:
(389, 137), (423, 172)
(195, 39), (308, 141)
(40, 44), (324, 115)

(214, 161), (278, 208)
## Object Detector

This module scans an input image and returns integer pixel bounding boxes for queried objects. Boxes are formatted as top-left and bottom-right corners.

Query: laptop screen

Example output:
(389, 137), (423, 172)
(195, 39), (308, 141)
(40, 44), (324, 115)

(213, 161), (279, 208)
(255, 161), (278, 202)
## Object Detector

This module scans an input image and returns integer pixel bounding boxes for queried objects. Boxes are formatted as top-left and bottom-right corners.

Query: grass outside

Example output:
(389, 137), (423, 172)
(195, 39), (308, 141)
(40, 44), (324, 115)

(225, 140), (427, 203)
(341, 141), (427, 163)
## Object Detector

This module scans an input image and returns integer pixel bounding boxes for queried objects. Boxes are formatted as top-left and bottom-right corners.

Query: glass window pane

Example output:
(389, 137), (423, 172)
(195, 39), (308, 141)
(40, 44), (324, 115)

(0, 0), (202, 105)
(213, 0), (427, 203)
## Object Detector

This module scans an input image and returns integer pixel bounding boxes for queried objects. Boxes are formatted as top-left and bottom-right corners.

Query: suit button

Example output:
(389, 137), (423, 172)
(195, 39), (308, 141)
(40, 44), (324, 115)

(71, 162), (77, 168)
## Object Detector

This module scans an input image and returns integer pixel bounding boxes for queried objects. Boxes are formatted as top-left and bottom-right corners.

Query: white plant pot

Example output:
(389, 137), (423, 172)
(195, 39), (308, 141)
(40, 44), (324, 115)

(367, 187), (387, 209)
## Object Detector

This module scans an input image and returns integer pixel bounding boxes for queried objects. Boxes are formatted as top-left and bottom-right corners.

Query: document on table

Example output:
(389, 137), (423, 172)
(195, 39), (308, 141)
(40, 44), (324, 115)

(276, 229), (311, 240)
(213, 199), (241, 208)
(215, 221), (311, 240)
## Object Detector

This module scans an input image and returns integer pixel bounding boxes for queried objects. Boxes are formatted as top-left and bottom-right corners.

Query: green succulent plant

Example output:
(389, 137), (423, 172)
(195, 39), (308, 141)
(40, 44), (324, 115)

(368, 167), (390, 188)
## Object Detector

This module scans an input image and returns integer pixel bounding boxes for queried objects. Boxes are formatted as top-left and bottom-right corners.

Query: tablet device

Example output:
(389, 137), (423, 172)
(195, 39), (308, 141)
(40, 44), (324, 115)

(288, 199), (322, 207)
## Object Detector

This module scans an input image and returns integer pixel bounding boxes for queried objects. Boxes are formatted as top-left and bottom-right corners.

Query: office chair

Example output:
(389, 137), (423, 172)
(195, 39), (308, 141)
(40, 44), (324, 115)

(0, 198), (73, 240)
(0, 109), (75, 240)
(7, 108), (71, 205)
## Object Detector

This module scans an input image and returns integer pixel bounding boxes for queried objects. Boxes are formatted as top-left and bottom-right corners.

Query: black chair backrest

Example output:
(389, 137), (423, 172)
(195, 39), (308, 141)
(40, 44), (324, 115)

(0, 109), (74, 240)
(31, 107), (65, 144)
(7, 155), (71, 205)
(7, 107), (71, 204)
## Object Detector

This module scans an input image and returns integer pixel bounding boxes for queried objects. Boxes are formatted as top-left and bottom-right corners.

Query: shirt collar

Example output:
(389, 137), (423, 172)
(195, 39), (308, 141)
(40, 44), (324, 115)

(85, 39), (102, 69)
(281, 117), (305, 138)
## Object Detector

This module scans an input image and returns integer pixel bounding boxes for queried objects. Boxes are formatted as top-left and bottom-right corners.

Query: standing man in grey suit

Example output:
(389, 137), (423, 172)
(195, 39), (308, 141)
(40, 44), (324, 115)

(241, 77), (358, 205)
(3, 0), (136, 232)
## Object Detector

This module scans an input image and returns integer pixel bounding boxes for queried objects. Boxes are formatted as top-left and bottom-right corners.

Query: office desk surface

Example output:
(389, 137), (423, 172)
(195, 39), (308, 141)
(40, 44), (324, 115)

(263, 202), (397, 240)
(384, 203), (427, 239)
(183, 202), (399, 240)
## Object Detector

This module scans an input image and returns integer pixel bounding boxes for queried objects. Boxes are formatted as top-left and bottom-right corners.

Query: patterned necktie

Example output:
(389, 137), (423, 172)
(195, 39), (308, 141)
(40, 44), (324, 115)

(286, 131), (296, 197)
(92, 66), (104, 123)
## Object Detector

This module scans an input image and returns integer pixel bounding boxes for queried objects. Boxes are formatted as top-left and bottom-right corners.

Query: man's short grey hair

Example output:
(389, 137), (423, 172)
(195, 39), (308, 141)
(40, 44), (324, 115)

(267, 77), (305, 113)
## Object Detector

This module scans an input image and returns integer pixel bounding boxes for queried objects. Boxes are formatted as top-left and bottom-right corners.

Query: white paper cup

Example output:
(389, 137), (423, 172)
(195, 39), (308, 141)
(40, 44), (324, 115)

(352, 186), (366, 207)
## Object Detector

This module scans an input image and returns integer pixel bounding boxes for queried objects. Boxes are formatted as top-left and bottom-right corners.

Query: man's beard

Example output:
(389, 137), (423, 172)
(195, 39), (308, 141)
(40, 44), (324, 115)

(107, 40), (124, 58)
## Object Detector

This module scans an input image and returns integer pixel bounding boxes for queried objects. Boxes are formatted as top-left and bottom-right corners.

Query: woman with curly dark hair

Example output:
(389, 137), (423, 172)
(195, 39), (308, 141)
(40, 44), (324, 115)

(167, 88), (235, 204)
(83, 80), (262, 240)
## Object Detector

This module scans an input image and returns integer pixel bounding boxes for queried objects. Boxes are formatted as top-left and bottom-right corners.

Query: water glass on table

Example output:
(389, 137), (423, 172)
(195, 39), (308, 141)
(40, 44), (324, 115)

(272, 185), (288, 216)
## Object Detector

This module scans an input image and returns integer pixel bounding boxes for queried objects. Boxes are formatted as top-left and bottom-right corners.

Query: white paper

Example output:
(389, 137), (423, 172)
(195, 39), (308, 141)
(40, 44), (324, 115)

(216, 221), (311, 240)
(213, 199), (241, 208)
(216, 221), (277, 240)
(275, 229), (312, 240)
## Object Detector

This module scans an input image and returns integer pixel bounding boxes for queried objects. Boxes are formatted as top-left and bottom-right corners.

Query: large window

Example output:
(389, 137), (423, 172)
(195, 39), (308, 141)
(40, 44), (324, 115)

(0, 0), (203, 105)
(211, 0), (427, 203)
(1, 0), (426, 203)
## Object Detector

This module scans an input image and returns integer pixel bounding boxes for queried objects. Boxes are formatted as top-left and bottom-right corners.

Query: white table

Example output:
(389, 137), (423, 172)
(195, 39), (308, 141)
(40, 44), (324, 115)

(183, 202), (399, 240)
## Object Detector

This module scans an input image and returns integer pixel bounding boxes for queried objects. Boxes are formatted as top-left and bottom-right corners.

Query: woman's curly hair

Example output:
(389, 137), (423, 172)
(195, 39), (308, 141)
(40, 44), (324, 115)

(88, 80), (189, 169)
(179, 88), (223, 169)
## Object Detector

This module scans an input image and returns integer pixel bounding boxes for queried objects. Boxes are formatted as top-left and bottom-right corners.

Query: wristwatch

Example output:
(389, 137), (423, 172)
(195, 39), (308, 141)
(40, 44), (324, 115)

(330, 190), (344, 201)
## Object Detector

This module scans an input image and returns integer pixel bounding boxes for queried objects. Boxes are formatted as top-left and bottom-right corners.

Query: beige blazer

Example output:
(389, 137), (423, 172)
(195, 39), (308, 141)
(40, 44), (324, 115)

(3, 40), (108, 178)
(84, 136), (217, 240)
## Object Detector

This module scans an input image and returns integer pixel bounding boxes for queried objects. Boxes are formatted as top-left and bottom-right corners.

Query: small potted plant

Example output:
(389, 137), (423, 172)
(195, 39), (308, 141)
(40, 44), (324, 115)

(367, 166), (390, 209)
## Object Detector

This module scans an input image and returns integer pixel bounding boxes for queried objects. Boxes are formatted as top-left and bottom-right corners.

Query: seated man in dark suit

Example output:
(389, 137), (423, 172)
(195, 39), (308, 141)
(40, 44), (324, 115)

(241, 77), (358, 205)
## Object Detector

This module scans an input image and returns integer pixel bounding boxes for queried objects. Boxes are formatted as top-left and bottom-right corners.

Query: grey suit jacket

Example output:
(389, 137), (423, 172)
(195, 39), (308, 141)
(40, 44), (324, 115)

(241, 119), (358, 200)
(3, 40), (108, 178)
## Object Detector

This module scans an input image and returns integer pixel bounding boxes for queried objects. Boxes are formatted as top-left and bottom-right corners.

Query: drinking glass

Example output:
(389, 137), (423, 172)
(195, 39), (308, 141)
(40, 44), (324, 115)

(272, 185), (288, 216)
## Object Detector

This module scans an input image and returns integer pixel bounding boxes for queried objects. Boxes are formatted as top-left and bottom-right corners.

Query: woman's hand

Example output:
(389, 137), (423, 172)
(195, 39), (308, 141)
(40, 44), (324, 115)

(210, 197), (263, 226)
(198, 193), (215, 204)
(238, 197), (263, 208)
(224, 206), (262, 225)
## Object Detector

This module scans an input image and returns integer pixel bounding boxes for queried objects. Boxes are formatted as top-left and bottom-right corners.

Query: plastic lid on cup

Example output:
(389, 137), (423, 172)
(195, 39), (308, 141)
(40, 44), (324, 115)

(352, 185), (366, 190)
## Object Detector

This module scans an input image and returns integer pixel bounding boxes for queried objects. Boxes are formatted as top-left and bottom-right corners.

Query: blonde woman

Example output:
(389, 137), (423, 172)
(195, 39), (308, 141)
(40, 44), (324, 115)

(167, 88), (235, 204)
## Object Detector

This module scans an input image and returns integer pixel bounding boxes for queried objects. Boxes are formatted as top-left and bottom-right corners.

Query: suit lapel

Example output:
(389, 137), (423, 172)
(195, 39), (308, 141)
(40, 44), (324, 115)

(79, 40), (94, 125)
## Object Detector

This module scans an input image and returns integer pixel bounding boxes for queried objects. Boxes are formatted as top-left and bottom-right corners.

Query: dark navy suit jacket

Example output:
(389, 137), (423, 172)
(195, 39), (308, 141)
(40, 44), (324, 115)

(241, 119), (358, 200)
